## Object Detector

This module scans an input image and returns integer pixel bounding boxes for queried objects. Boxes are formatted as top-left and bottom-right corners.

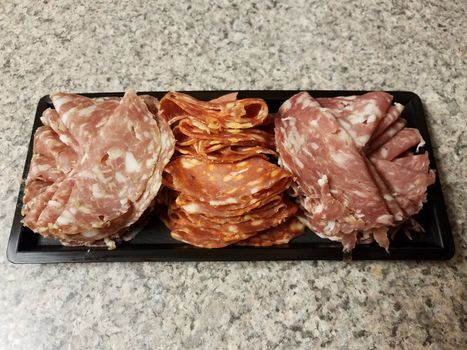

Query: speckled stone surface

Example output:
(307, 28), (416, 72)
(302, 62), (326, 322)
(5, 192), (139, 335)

(0, 0), (466, 349)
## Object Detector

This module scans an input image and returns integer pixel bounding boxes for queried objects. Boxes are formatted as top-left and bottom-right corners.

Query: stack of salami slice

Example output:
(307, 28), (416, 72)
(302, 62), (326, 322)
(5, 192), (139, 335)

(275, 92), (435, 251)
(22, 90), (175, 248)
(160, 92), (304, 248)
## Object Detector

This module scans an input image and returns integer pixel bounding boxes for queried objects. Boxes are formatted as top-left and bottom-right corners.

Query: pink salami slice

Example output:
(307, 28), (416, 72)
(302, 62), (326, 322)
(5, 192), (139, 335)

(371, 157), (435, 216)
(318, 92), (393, 148)
(275, 92), (393, 238)
(22, 90), (175, 247)
(370, 128), (424, 161)
(366, 118), (407, 153)
(370, 103), (404, 142)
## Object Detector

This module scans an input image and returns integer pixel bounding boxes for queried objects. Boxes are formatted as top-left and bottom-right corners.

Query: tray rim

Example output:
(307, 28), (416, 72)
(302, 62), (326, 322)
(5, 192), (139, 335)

(7, 90), (455, 263)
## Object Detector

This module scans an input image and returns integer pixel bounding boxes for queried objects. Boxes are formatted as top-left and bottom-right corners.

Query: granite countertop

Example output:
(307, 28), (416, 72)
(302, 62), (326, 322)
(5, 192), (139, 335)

(0, 0), (465, 349)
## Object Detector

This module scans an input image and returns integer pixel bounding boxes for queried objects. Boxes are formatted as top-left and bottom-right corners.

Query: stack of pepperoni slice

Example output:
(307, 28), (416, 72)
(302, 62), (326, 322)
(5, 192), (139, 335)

(160, 92), (277, 163)
(275, 92), (435, 251)
(22, 91), (175, 248)
(160, 92), (303, 248)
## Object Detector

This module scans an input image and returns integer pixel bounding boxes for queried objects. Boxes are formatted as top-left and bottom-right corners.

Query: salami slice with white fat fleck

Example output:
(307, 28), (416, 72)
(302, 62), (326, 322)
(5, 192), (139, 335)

(160, 91), (269, 129)
(164, 156), (291, 205)
(371, 157), (435, 216)
(236, 217), (304, 247)
(317, 92), (393, 148)
(276, 92), (393, 236)
(167, 197), (296, 246)
(392, 152), (430, 172)
(275, 91), (435, 251)
(369, 103), (404, 142)
(370, 128), (424, 161)
(22, 90), (175, 247)
(366, 118), (407, 153)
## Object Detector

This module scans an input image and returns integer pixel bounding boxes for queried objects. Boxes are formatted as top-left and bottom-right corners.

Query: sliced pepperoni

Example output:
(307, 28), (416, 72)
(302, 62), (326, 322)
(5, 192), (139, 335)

(160, 91), (269, 129)
(164, 156), (291, 205)
(237, 217), (304, 247)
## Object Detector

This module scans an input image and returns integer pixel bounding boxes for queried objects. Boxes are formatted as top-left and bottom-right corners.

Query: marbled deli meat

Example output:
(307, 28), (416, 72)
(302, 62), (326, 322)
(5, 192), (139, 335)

(22, 90), (175, 248)
(276, 91), (435, 251)
(160, 92), (303, 247)
(317, 92), (393, 149)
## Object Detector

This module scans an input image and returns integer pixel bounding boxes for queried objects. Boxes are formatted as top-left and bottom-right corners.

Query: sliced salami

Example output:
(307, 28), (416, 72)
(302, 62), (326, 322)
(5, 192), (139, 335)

(275, 91), (435, 251)
(366, 118), (407, 153)
(275, 92), (393, 236)
(236, 217), (304, 247)
(164, 156), (291, 205)
(317, 92), (393, 148)
(370, 128), (424, 161)
(22, 90), (175, 248)
(370, 103), (404, 142)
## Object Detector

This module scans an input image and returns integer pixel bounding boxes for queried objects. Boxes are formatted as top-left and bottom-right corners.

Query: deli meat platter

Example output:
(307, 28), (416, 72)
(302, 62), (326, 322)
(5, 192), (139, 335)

(7, 90), (454, 263)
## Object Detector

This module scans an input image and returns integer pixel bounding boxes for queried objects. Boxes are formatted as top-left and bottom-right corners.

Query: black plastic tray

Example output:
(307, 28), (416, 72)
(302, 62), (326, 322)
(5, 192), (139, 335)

(7, 90), (455, 263)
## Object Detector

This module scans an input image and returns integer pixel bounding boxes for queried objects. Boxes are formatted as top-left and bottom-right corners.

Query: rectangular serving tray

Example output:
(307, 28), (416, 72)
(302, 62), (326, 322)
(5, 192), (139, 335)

(7, 90), (455, 263)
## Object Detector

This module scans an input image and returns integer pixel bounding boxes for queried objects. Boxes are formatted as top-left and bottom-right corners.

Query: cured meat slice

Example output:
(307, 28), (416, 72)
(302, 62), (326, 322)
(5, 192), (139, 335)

(170, 225), (239, 248)
(28, 127), (77, 180)
(392, 152), (430, 172)
(236, 217), (304, 246)
(160, 91), (268, 129)
(175, 195), (285, 225)
(275, 92), (393, 237)
(174, 121), (274, 147)
(83, 95), (176, 242)
(176, 144), (277, 163)
(277, 91), (435, 251)
(176, 192), (287, 218)
(32, 127), (78, 173)
(22, 181), (60, 227)
(161, 91), (294, 248)
(173, 122), (276, 162)
(49, 93), (121, 147)
(296, 209), (359, 250)
(317, 92), (393, 148)
(364, 158), (406, 222)
(371, 157), (435, 216)
(371, 226), (390, 251)
(44, 91), (161, 236)
(22, 90), (175, 247)
(370, 103), (404, 142)
(23, 126), (77, 218)
(28, 154), (64, 183)
(169, 197), (296, 235)
(164, 156), (291, 205)
(41, 109), (80, 152)
(316, 95), (359, 109)
(22, 178), (50, 205)
(165, 193), (297, 248)
(366, 118), (407, 152)
(160, 92), (274, 163)
(370, 128), (424, 161)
